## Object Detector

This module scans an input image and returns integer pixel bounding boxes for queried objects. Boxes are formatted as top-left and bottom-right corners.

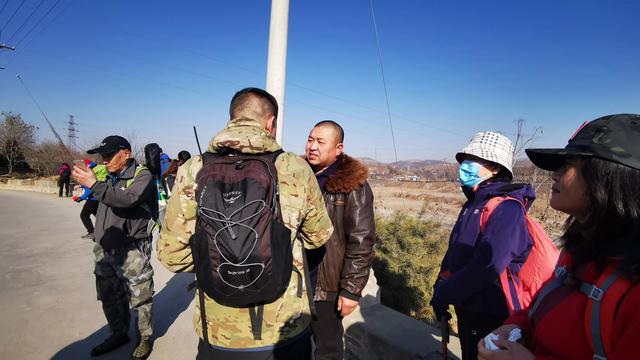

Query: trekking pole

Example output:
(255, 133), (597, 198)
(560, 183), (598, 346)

(193, 126), (203, 156)
(439, 315), (449, 360)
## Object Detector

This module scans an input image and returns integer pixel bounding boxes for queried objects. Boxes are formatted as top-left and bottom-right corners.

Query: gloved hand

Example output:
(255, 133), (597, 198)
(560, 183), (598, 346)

(434, 306), (451, 322)
(431, 299), (451, 322)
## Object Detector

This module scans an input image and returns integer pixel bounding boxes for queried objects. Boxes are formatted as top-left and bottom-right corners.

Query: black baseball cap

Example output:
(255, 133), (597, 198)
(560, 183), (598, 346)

(87, 135), (132, 155)
(526, 114), (640, 171)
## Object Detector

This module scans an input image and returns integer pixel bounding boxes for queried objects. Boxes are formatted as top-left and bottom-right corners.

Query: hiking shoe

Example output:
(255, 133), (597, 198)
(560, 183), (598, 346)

(81, 232), (94, 239)
(131, 336), (152, 360)
(90, 332), (130, 356)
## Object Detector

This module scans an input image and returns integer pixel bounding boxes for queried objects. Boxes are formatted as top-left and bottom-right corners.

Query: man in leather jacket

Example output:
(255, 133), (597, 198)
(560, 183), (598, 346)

(305, 120), (376, 360)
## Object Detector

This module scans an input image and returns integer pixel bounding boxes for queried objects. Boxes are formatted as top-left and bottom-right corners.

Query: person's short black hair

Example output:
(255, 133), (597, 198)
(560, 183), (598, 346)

(177, 150), (191, 163)
(313, 120), (344, 143)
(230, 87), (279, 120)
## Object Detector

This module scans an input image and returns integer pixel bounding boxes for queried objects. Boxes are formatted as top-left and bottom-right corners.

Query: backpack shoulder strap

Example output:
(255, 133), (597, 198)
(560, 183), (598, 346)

(482, 196), (533, 313)
(480, 196), (525, 232)
(201, 151), (219, 166)
(582, 263), (633, 360)
(260, 149), (284, 164)
(126, 165), (148, 188)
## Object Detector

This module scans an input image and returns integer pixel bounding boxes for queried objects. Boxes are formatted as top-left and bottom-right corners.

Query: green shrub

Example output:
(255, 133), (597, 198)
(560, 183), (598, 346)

(374, 207), (450, 326)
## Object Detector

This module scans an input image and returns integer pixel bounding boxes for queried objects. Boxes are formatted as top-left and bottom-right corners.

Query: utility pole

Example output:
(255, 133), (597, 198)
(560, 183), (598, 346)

(266, 0), (290, 145)
(65, 115), (78, 149)
(16, 73), (67, 148)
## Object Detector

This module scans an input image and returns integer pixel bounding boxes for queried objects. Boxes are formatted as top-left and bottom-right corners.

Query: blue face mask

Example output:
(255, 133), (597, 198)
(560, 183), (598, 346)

(458, 160), (489, 188)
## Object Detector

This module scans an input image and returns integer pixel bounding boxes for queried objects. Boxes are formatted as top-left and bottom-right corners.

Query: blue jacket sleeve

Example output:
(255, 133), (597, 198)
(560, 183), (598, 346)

(432, 200), (532, 307)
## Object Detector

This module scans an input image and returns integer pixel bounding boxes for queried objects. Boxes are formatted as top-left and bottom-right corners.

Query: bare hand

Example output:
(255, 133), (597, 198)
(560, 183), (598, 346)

(478, 331), (534, 360)
(337, 296), (359, 317)
(72, 164), (97, 189)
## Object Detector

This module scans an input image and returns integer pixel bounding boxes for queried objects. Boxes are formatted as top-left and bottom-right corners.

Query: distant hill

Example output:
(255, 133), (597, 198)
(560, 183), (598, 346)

(358, 156), (533, 169)
(358, 157), (382, 166)
(391, 159), (449, 169)
(356, 157), (449, 168)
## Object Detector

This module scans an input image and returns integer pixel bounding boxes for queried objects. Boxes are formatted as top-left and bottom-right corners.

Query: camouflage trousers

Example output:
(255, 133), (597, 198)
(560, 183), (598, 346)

(94, 240), (154, 337)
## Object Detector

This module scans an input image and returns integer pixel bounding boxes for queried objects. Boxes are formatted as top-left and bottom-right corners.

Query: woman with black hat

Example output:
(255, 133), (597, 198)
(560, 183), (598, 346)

(478, 114), (640, 360)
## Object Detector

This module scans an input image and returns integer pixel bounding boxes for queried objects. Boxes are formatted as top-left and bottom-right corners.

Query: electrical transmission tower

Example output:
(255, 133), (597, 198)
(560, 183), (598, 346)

(66, 115), (79, 149)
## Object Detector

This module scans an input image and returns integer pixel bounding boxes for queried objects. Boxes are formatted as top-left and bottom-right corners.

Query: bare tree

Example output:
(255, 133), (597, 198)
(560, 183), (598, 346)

(0, 112), (37, 175)
(25, 140), (85, 176)
(511, 118), (548, 189)
(123, 129), (146, 162)
(512, 118), (543, 163)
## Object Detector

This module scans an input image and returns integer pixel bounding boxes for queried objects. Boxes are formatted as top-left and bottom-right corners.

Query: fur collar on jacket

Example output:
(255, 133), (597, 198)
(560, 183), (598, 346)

(325, 154), (368, 193)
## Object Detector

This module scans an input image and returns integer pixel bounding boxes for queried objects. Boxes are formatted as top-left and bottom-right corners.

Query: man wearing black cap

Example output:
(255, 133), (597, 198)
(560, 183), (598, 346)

(73, 135), (156, 360)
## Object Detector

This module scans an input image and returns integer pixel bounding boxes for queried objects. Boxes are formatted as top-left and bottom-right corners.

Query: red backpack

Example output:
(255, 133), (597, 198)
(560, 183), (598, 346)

(480, 196), (560, 314)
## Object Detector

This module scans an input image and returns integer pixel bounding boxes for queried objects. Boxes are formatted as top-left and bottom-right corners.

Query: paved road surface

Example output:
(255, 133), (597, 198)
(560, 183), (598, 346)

(0, 190), (198, 359)
(0, 189), (462, 360)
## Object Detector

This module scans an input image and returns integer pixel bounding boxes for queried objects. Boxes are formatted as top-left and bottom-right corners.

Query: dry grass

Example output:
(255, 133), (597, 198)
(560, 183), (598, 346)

(370, 179), (567, 238)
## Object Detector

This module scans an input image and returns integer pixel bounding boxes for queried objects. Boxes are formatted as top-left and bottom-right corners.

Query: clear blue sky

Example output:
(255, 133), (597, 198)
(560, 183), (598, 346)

(1, 0), (639, 162)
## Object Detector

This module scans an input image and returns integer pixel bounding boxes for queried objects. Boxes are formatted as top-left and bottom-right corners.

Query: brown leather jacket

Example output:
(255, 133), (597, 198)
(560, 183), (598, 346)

(314, 154), (376, 302)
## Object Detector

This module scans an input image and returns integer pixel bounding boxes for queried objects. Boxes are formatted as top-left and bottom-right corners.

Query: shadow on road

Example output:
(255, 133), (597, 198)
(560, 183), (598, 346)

(50, 272), (195, 359)
(344, 295), (460, 360)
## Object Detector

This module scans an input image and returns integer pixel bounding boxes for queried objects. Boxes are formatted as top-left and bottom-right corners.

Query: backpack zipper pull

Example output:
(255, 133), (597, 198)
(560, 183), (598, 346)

(226, 220), (237, 240)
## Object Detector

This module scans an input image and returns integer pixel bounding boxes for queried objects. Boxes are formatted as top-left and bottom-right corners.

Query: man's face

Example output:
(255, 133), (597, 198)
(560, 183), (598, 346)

(101, 149), (131, 173)
(305, 125), (343, 172)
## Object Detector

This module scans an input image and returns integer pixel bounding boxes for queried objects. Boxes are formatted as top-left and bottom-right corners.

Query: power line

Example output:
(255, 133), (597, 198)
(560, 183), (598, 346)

(0, 0), (9, 17)
(98, 26), (466, 139)
(7, 0), (48, 44)
(369, 0), (399, 163)
(12, 0), (63, 49)
(1, 0), (27, 32)
(1, 0), (66, 66)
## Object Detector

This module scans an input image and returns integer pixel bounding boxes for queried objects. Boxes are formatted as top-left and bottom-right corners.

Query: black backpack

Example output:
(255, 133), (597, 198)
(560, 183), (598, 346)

(192, 149), (293, 308)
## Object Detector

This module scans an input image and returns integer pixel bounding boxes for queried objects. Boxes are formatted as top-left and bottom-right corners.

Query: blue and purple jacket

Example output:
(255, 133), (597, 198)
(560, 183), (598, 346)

(432, 181), (535, 316)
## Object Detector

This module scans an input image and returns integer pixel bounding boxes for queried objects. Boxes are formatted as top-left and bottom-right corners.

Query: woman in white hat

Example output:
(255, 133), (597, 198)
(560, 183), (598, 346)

(431, 131), (537, 360)
(478, 114), (640, 360)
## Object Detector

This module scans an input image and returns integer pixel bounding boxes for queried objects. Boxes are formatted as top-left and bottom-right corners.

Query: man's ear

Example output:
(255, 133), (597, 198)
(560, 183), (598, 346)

(266, 115), (277, 137)
(123, 149), (132, 159)
(336, 142), (344, 157)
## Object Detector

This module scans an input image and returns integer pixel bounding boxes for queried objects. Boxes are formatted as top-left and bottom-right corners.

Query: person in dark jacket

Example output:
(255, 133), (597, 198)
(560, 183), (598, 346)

(58, 162), (71, 197)
(431, 131), (534, 360)
(305, 120), (376, 360)
(72, 135), (156, 360)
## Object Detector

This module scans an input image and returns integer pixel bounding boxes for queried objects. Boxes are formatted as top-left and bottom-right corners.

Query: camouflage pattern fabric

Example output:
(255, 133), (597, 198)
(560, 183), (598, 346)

(94, 239), (154, 337)
(158, 117), (334, 349)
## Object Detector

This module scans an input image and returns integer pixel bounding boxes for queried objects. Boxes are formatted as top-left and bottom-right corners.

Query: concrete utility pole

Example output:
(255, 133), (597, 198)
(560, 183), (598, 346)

(16, 73), (67, 148)
(266, 0), (290, 145)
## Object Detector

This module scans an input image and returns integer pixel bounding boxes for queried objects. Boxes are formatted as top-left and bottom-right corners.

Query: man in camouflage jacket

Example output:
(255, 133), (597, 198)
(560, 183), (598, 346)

(158, 88), (333, 360)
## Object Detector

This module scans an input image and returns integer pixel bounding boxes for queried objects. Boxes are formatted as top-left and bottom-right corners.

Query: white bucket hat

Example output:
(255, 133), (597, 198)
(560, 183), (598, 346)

(455, 131), (514, 179)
